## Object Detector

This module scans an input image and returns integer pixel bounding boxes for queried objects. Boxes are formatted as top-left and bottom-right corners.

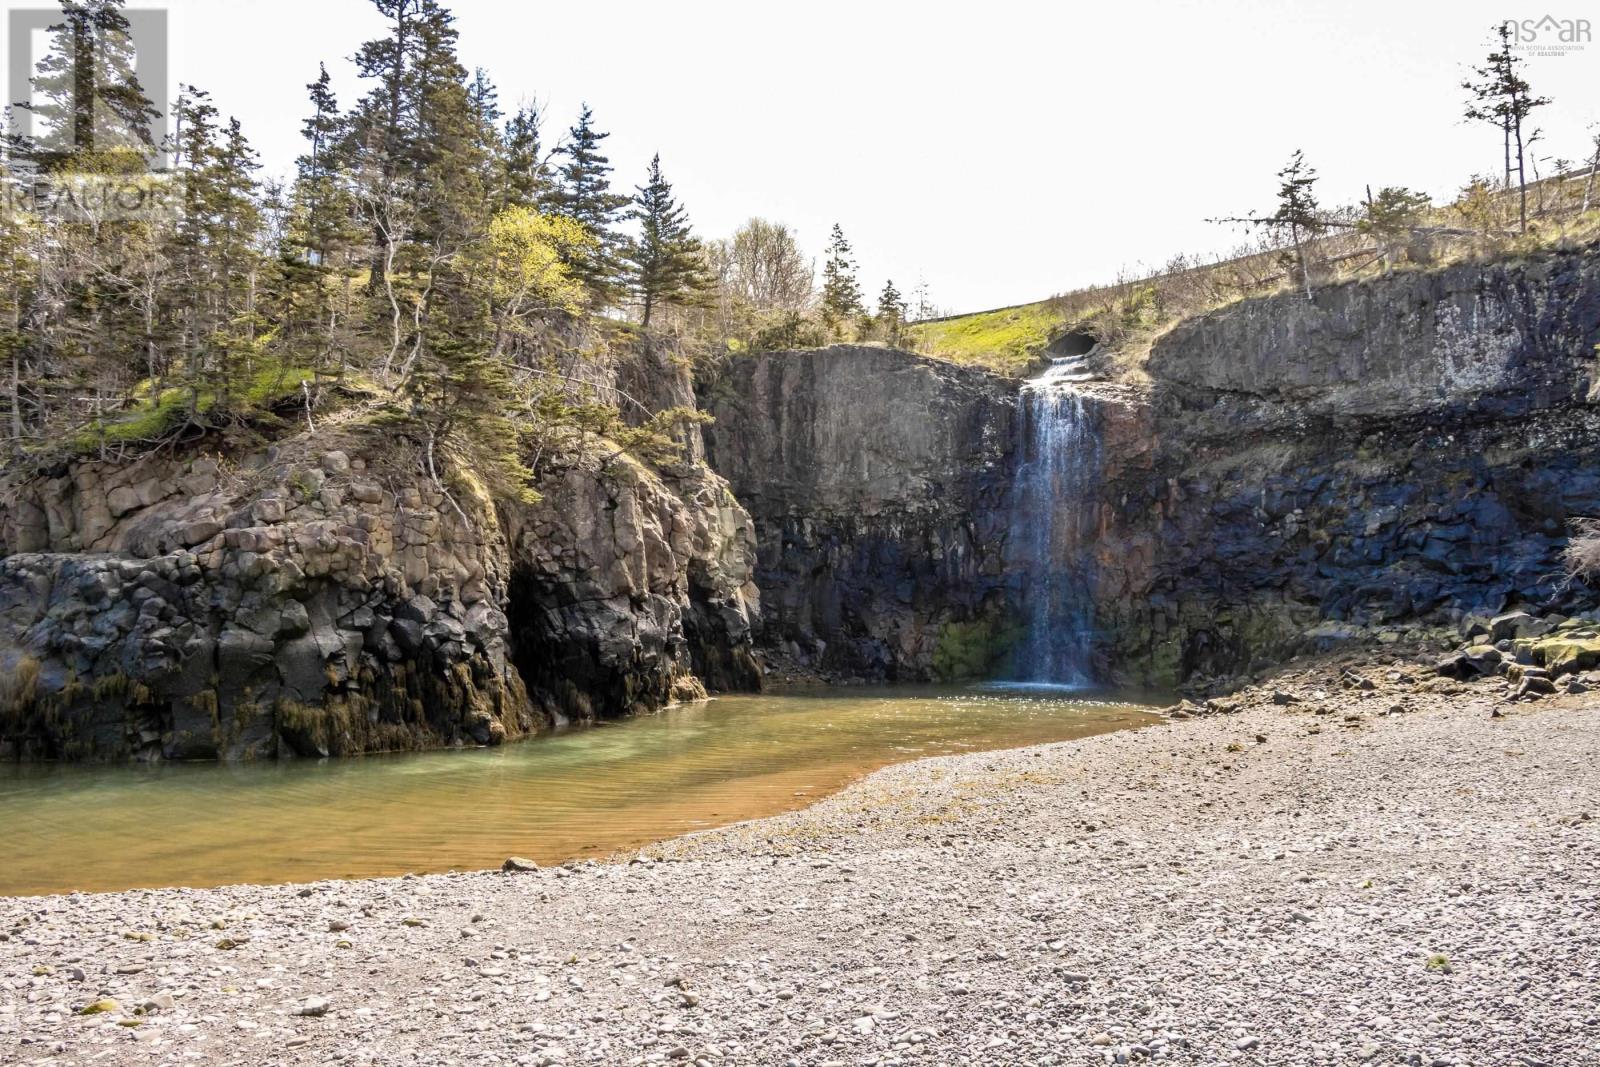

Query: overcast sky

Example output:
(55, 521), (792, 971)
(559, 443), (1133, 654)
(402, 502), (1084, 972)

(7, 0), (1599, 313)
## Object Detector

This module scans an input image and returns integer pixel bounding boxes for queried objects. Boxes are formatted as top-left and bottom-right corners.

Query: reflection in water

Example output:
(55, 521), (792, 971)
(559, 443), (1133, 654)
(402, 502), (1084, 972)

(0, 685), (1161, 896)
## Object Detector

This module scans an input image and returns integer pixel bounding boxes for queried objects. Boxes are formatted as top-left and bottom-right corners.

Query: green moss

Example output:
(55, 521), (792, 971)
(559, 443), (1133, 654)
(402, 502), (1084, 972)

(931, 616), (1021, 681)
(67, 363), (316, 455)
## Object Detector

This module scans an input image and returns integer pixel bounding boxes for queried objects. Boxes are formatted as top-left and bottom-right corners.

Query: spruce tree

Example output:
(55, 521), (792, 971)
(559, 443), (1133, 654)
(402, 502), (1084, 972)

(292, 64), (349, 267)
(349, 0), (427, 293)
(13, 0), (159, 170)
(1463, 22), (1549, 234)
(1272, 150), (1322, 299)
(545, 104), (629, 299)
(624, 154), (711, 327)
(819, 223), (863, 334)
(876, 278), (906, 345)
(499, 103), (550, 210)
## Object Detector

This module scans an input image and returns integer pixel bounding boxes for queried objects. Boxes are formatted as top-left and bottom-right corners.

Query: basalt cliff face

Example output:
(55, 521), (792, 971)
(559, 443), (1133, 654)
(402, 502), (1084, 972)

(1096, 246), (1600, 688)
(6, 250), (1596, 760)
(704, 346), (1015, 679)
(0, 346), (759, 761)
(707, 247), (1600, 690)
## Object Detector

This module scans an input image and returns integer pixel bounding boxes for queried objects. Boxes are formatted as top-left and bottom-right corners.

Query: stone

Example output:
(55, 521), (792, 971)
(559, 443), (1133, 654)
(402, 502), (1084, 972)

(294, 996), (330, 1018)
(1516, 676), (1557, 698)
(78, 998), (121, 1015)
(1490, 612), (1553, 642)
(140, 993), (176, 1013)
(502, 857), (539, 873)
(1535, 635), (1600, 676)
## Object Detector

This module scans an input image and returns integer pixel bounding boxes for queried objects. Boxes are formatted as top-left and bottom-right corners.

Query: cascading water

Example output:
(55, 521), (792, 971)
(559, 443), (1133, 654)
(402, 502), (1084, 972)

(1005, 355), (1100, 686)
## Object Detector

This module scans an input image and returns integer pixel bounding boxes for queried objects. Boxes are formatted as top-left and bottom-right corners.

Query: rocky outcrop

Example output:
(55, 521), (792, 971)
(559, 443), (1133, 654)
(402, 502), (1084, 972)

(505, 455), (760, 722)
(704, 250), (1600, 694)
(0, 346), (761, 762)
(705, 346), (1015, 679)
(0, 441), (534, 761)
(1093, 245), (1600, 688)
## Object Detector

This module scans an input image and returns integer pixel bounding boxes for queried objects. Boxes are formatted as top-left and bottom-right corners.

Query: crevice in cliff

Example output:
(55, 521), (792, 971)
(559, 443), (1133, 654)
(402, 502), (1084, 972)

(505, 562), (588, 724)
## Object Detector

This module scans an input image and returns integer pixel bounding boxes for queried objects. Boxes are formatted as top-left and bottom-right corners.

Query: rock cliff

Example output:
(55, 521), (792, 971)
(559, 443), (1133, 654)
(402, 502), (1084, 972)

(0, 347), (760, 762)
(1094, 245), (1600, 687)
(705, 346), (1015, 679)
(705, 247), (1600, 692)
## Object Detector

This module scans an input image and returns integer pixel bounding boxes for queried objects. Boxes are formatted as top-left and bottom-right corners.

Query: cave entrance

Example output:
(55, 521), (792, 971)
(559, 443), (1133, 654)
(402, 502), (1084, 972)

(504, 562), (586, 725)
(1046, 329), (1097, 359)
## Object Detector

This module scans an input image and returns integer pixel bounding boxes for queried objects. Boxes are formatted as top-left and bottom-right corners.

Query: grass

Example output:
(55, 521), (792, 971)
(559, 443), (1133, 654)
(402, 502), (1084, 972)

(906, 301), (1069, 377)
(906, 173), (1600, 381)
(67, 363), (317, 455)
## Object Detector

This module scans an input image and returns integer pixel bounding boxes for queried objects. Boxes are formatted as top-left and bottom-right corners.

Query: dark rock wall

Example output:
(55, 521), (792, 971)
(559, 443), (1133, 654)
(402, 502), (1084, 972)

(1096, 246), (1600, 688)
(704, 248), (1600, 693)
(705, 346), (1016, 679)
(0, 344), (760, 762)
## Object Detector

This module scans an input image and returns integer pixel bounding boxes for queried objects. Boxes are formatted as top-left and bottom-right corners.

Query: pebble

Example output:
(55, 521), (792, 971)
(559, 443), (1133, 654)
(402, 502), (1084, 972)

(0, 681), (1593, 1067)
(294, 996), (330, 1018)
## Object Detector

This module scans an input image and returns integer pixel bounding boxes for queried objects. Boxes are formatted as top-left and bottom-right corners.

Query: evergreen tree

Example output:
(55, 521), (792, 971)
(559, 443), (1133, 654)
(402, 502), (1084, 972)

(278, 65), (360, 373)
(876, 278), (906, 345)
(819, 223), (863, 333)
(1463, 22), (1549, 234)
(12, 0), (159, 170)
(624, 154), (711, 327)
(1272, 150), (1322, 299)
(499, 103), (550, 210)
(348, 0), (427, 293)
(1358, 186), (1431, 273)
(545, 104), (629, 299)
(291, 64), (351, 267)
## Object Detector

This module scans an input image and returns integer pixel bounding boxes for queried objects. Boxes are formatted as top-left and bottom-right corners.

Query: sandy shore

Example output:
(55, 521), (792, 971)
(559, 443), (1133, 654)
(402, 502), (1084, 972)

(3, 662), (1597, 1066)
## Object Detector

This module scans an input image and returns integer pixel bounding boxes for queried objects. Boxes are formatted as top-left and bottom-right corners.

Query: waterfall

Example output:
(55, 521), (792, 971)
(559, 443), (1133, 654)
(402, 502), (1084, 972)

(1006, 356), (1100, 686)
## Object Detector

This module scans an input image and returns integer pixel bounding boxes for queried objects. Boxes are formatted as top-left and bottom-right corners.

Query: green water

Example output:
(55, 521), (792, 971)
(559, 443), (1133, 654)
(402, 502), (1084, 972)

(0, 685), (1161, 896)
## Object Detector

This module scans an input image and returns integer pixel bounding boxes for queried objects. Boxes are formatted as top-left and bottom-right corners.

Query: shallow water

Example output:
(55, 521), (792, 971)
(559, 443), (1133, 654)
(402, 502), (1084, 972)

(0, 685), (1162, 896)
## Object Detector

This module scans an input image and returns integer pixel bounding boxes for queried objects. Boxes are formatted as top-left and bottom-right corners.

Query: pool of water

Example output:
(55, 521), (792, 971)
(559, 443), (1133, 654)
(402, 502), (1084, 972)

(0, 685), (1162, 896)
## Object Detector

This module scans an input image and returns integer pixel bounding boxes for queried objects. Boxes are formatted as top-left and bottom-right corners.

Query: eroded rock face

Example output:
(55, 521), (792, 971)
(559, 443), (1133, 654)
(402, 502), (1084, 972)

(1095, 245), (1600, 688)
(505, 456), (760, 721)
(706, 250), (1600, 693)
(0, 346), (761, 762)
(0, 445), (534, 761)
(706, 346), (1015, 679)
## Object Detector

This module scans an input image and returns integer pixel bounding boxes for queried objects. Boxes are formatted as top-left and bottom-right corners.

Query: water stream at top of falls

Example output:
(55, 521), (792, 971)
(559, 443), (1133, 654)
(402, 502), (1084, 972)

(1004, 355), (1101, 687)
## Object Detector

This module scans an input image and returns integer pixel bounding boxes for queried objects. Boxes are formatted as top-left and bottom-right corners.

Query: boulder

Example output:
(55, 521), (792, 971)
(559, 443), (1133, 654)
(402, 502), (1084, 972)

(1534, 634), (1600, 676)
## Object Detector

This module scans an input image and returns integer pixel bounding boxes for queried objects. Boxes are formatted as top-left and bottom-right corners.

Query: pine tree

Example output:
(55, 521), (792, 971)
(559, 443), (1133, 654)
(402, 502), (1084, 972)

(1272, 150), (1322, 299)
(545, 104), (629, 299)
(624, 154), (711, 328)
(876, 278), (906, 345)
(819, 223), (863, 335)
(1463, 22), (1549, 234)
(292, 64), (351, 268)
(499, 103), (550, 210)
(12, 0), (159, 171)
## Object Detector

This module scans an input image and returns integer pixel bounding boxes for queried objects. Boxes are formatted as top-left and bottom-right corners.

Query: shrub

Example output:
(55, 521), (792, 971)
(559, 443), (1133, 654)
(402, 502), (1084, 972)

(1564, 519), (1600, 582)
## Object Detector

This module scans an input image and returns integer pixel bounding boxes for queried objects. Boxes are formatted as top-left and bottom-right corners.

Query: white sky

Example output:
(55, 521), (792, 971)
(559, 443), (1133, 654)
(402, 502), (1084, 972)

(6, 0), (1599, 313)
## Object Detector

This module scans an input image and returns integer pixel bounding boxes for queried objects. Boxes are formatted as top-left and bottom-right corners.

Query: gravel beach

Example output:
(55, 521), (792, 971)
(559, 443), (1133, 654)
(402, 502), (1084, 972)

(3, 665), (1597, 1067)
